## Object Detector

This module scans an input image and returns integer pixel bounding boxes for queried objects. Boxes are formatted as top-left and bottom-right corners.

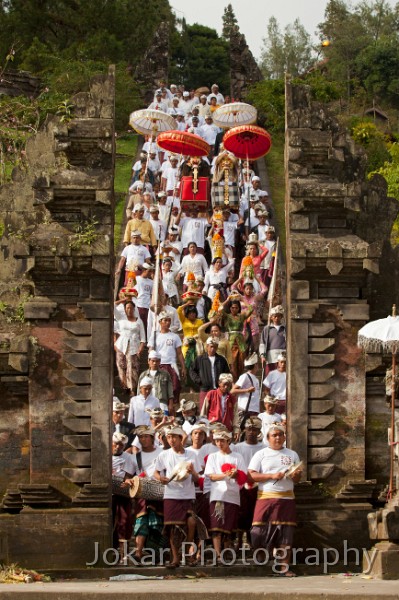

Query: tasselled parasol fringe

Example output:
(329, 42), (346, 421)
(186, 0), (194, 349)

(358, 336), (399, 354)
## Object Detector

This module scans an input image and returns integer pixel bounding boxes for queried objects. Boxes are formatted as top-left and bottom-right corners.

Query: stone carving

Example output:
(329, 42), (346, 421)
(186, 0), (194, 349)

(134, 22), (170, 104)
(0, 67), (114, 567)
(229, 27), (263, 100)
(286, 79), (399, 560)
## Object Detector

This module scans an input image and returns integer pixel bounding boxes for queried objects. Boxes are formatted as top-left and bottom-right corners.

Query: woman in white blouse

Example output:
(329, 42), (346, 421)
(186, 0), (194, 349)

(114, 301), (146, 393)
(176, 242), (208, 291)
(204, 256), (235, 301)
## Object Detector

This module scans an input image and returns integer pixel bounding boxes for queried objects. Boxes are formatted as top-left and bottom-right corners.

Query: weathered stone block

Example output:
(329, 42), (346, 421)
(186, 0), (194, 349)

(62, 417), (91, 433)
(63, 450), (91, 467)
(78, 301), (109, 319)
(309, 338), (335, 352)
(309, 368), (335, 383)
(309, 323), (335, 337)
(62, 321), (91, 336)
(24, 300), (57, 319)
(308, 415), (335, 429)
(64, 352), (92, 368)
(64, 336), (92, 352)
(291, 280), (310, 300)
(309, 399), (335, 413)
(64, 369), (91, 384)
(63, 434), (91, 450)
(64, 401), (91, 417)
(308, 447), (335, 463)
(308, 463), (335, 479)
(290, 214), (309, 230)
(64, 385), (92, 401)
(8, 353), (29, 372)
(308, 384), (335, 398)
(308, 354), (335, 367)
(61, 468), (91, 483)
(308, 431), (335, 446)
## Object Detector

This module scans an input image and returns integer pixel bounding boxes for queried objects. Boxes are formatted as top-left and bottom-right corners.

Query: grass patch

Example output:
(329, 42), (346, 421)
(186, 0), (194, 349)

(114, 133), (139, 250)
(265, 133), (286, 255)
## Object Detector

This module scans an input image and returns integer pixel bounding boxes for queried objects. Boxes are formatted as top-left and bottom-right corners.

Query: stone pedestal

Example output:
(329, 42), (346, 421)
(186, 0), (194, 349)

(364, 541), (399, 579)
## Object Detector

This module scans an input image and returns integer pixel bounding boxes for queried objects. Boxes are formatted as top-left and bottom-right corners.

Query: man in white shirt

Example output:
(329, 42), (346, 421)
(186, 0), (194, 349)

(148, 311), (186, 405)
(258, 395), (283, 443)
(232, 416), (266, 541)
(179, 91), (193, 115)
(123, 425), (163, 562)
(148, 90), (168, 113)
(231, 353), (260, 419)
(161, 156), (179, 196)
(248, 425), (302, 577)
(207, 84), (224, 105)
(204, 429), (246, 560)
(112, 432), (137, 560)
(135, 263), (154, 336)
(200, 115), (219, 150)
(128, 376), (160, 426)
(176, 205), (210, 254)
(263, 354), (287, 413)
(149, 205), (167, 242)
(168, 96), (182, 117)
(116, 230), (151, 274)
(154, 426), (201, 567)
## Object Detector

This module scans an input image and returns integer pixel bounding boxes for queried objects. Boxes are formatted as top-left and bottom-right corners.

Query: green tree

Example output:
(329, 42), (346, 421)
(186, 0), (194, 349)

(246, 79), (285, 132)
(370, 142), (399, 243)
(260, 16), (314, 78)
(222, 3), (238, 41)
(170, 23), (230, 92)
(317, 0), (399, 104)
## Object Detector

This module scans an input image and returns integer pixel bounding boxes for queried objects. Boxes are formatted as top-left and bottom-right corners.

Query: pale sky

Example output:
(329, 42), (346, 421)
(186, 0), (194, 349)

(169, 0), (398, 60)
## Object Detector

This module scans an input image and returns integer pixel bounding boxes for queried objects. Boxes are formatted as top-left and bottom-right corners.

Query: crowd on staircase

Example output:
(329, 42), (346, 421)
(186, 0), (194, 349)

(111, 82), (301, 576)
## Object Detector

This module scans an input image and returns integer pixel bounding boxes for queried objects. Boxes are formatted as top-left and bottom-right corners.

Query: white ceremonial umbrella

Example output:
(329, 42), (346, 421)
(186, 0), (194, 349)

(129, 109), (176, 136)
(358, 305), (399, 498)
(212, 102), (257, 129)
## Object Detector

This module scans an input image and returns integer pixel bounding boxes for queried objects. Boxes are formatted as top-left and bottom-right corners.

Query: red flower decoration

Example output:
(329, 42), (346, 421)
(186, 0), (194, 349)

(138, 472), (147, 478)
(197, 476), (204, 491)
(236, 469), (247, 486)
(221, 463), (236, 473)
(203, 455), (209, 465)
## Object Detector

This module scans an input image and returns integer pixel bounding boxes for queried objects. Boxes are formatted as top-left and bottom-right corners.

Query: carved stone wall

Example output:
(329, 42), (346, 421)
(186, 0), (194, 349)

(285, 80), (399, 548)
(229, 28), (263, 100)
(0, 70), (41, 98)
(0, 67), (115, 568)
(134, 22), (170, 105)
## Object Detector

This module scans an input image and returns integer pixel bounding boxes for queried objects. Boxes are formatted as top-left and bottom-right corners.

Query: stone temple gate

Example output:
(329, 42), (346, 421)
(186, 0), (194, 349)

(0, 69), (398, 569)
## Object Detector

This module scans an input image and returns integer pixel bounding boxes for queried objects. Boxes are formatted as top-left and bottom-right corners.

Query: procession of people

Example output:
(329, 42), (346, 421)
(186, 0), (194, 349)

(111, 82), (301, 575)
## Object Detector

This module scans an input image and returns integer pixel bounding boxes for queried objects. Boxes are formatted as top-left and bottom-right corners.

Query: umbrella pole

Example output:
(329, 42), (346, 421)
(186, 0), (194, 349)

(389, 351), (397, 499)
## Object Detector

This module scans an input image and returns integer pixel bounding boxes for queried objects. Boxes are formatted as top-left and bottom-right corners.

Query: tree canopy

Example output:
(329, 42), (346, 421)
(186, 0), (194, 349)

(170, 23), (230, 93)
(260, 16), (314, 79)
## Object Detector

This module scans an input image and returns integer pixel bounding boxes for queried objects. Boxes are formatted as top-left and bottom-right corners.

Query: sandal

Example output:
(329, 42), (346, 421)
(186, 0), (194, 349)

(185, 555), (198, 566)
(166, 561), (180, 569)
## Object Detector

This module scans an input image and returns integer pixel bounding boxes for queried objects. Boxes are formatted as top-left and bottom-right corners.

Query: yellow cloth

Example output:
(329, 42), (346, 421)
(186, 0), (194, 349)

(257, 490), (295, 500)
(177, 306), (203, 358)
(123, 219), (156, 246)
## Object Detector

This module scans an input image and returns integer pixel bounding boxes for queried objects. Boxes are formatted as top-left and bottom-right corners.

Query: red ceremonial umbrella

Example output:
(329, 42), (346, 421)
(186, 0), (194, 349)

(157, 130), (210, 157)
(223, 124), (272, 160)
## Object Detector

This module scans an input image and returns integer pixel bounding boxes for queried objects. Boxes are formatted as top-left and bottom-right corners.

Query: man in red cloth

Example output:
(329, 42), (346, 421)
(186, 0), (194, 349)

(200, 373), (240, 442)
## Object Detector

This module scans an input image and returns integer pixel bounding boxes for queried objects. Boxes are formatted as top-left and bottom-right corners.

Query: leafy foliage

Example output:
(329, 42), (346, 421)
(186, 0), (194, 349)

(222, 3), (238, 41)
(370, 143), (399, 244)
(170, 23), (230, 93)
(246, 79), (285, 133)
(317, 0), (399, 105)
(350, 119), (390, 172)
(260, 16), (314, 79)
